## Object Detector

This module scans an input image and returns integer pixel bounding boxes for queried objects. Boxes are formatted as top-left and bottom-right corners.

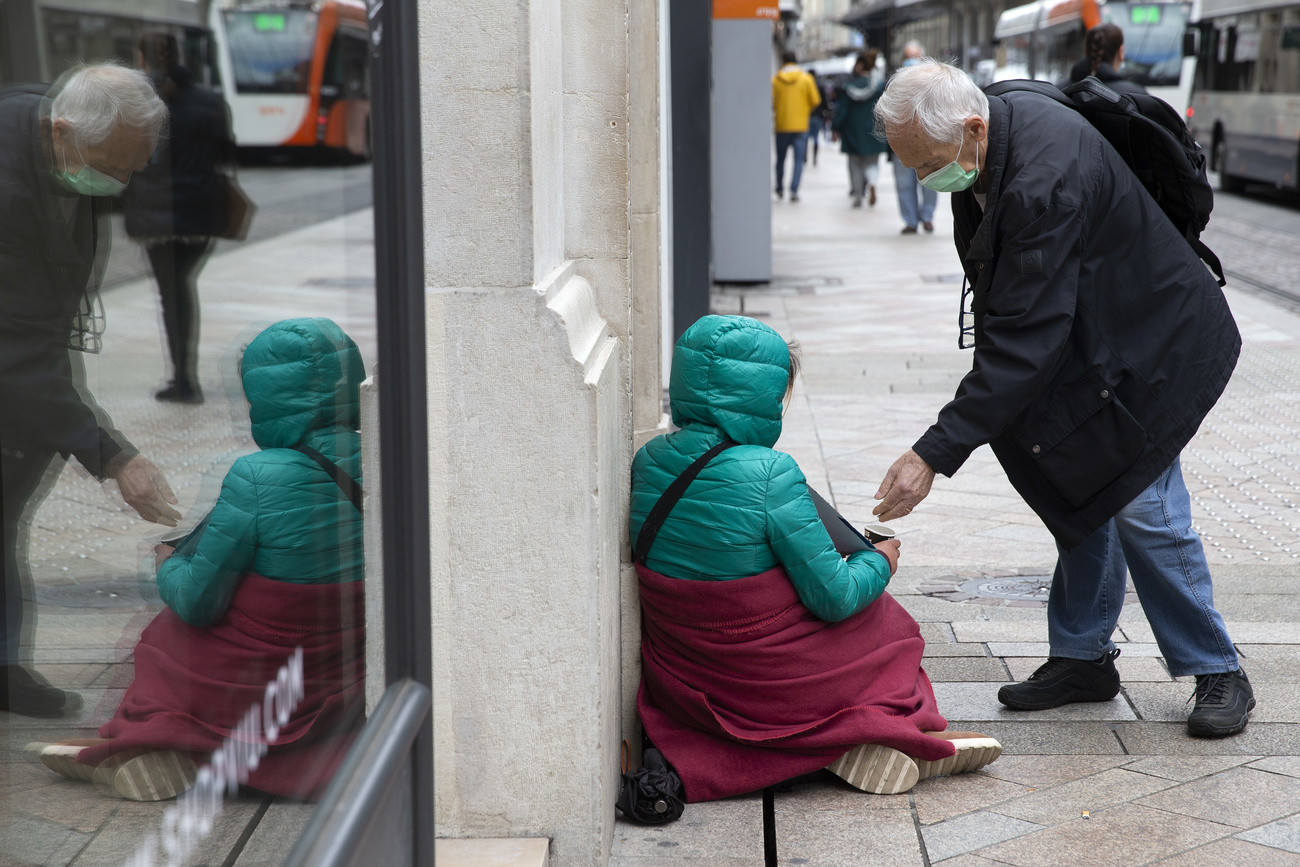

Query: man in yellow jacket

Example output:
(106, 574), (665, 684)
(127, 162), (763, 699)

(772, 51), (821, 202)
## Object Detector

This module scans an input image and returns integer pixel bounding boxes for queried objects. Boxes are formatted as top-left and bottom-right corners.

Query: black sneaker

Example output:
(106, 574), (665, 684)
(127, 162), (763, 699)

(155, 383), (204, 404)
(1187, 668), (1254, 738)
(1, 665), (83, 718)
(998, 649), (1122, 710)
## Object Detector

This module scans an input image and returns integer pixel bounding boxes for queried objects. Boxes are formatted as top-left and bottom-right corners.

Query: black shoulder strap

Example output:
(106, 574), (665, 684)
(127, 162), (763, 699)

(295, 445), (364, 514)
(634, 440), (737, 564)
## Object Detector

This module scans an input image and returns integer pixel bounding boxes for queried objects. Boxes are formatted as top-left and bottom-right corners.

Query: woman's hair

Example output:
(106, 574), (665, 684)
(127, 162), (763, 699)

(50, 62), (168, 148)
(874, 59), (988, 146)
(1086, 23), (1125, 74)
(785, 340), (803, 402)
(855, 50), (879, 75)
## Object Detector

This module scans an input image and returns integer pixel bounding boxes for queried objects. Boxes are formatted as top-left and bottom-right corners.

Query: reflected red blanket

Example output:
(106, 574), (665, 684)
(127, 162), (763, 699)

(637, 564), (954, 802)
(79, 573), (365, 801)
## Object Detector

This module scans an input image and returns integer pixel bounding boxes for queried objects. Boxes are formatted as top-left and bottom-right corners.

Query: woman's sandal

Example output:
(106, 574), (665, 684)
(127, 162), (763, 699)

(826, 743), (919, 795)
(915, 731), (1003, 780)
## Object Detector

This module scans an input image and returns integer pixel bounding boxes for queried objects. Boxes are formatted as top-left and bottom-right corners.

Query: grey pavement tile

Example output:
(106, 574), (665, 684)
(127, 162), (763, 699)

(989, 768), (1178, 827)
(1240, 645), (1300, 660)
(1239, 659), (1300, 683)
(26, 665), (109, 690)
(1151, 836), (1300, 865)
(911, 772), (1035, 825)
(1135, 767), (1300, 828)
(1113, 722), (1300, 756)
(923, 643), (990, 658)
(769, 775), (913, 812)
(932, 683), (1136, 722)
(4, 777), (117, 833)
(770, 805), (926, 867)
(1251, 757), (1300, 778)
(921, 810), (1042, 863)
(972, 804), (1235, 867)
(976, 755), (1133, 788)
(613, 797), (764, 860)
(1123, 755), (1258, 782)
(1218, 595), (1300, 622)
(919, 621), (957, 645)
(1238, 814), (1300, 855)
(0, 816), (92, 867)
(921, 657), (1010, 684)
(231, 800), (315, 867)
(932, 857), (1007, 867)
(948, 722), (1127, 756)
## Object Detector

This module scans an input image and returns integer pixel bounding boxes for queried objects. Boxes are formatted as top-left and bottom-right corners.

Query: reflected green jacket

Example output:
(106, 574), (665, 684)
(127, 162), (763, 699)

(157, 318), (365, 626)
(630, 315), (890, 623)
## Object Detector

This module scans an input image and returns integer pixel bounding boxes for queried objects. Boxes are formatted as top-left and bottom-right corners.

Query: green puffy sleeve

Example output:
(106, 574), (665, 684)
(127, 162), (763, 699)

(764, 452), (891, 622)
(157, 459), (259, 627)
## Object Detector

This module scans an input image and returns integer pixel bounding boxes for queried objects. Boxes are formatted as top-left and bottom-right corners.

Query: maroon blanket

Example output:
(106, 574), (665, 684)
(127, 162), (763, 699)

(637, 564), (953, 801)
(80, 573), (365, 801)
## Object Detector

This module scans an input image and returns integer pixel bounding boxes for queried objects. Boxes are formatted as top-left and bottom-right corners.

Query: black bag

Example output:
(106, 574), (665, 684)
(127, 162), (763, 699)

(984, 77), (1225, 286)
(615, 744), (685, 825)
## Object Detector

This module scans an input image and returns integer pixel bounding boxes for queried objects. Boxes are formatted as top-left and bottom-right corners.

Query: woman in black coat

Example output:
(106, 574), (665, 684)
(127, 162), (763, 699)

(124, 33), (237, 404)
(1061, 23), (1148, 97)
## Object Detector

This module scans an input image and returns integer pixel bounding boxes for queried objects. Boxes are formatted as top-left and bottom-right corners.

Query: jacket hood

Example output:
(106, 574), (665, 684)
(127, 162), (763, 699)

(241, 317), (365, 450)
(669, 315), (790, 447)
(775, 65), (805, 84)
(843, 72), (883, 101)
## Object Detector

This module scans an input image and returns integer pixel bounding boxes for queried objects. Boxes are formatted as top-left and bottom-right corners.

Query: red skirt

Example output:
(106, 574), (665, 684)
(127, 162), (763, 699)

(79, 573), (365, 801)
(637, 564), (953, 801)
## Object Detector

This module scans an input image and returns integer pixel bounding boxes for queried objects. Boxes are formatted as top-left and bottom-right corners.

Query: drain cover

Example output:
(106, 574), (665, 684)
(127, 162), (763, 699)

(958, 576), (1052, 602)
(36, 580), (152, 609)
(919, 570), (1053, 608)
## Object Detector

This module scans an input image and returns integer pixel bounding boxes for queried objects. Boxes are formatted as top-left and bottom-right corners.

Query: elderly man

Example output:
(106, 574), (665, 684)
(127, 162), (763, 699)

(870, 61), (1253, 737)
(0, 64), (182, 717)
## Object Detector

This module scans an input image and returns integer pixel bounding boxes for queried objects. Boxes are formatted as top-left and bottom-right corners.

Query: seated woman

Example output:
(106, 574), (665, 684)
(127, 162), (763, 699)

(34, 317), (366, 801)
(631, 315), (1000, 800)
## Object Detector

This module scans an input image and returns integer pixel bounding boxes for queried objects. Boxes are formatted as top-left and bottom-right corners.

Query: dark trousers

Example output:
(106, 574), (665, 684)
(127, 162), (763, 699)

(148, 239), (213, 388)
(1, 448), (58, 665)
(775, 132), (807, 194)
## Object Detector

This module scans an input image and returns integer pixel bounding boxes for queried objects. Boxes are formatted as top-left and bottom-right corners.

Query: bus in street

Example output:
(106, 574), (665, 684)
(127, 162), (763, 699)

(1187, 0), (1300, 191)
(209, 0), (371, 158)
(992, 0), (1197, 113)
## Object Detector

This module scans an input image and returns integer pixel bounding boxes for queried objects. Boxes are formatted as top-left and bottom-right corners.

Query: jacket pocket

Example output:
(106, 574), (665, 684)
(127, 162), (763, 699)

(1013, 368), (1146, 507)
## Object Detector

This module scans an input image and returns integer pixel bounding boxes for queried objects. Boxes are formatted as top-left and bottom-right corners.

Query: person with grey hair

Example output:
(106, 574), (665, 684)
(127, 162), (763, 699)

(0, 63), (182, 718)
(870, 60), (1254, 739)
(890, 41), (937, 233)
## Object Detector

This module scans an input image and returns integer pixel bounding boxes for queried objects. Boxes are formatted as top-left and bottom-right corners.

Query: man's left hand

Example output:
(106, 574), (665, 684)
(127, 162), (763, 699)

(873, 449), (935, 521)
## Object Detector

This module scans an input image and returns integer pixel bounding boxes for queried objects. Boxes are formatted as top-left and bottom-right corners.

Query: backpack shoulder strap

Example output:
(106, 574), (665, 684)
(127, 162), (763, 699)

(295, 445), (364, 514)
(634, 439), (737, 565)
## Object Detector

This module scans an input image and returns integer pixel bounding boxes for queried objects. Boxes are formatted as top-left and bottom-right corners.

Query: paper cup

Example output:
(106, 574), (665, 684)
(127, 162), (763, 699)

(863, 523), (896, 544)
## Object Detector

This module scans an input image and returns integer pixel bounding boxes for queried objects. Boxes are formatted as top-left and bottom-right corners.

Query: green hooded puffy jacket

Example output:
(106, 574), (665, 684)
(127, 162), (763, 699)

(157, 318), (365, 626)
(630, 315), (891, 623)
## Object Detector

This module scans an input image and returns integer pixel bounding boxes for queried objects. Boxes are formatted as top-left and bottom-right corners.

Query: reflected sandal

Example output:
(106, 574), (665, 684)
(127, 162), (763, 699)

(827, 744), (919, 795)
(915, 737), (1002, 780)
(93, 751), (198, 801)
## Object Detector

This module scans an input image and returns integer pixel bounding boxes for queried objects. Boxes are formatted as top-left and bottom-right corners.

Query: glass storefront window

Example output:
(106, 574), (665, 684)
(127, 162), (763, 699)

(1, 2), (381, 861)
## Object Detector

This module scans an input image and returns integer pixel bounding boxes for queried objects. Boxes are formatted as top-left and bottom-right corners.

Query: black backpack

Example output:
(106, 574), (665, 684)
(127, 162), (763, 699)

(985, 78), (1225, 286)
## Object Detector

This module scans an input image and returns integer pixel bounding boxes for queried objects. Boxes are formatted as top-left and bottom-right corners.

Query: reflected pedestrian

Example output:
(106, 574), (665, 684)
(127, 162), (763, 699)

(0, 64), (181, 718)
(772, 51), (820, 202)
(872, 60), (1254, 739)
(831, 50), (886, 208)
(891, 41), (937, 233)
(125, 32), (238, 405)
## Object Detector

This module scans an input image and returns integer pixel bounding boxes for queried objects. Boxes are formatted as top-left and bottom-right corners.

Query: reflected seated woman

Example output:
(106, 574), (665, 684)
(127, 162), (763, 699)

(33, 317), (367, 801)
(631, 315), (1000, 800)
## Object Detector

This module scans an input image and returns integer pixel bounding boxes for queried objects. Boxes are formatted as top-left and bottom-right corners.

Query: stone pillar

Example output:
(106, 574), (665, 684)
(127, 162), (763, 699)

(422, 0), (664, 864)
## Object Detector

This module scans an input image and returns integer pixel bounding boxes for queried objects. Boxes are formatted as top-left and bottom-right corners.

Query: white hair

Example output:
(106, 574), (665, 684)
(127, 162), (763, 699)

(903, 40), (925, 55)
(50, 63), (167, 148)
(874, 59), (988, 146)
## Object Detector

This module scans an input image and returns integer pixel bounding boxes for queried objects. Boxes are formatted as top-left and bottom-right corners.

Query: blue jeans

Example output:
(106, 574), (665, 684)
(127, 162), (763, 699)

(775, 132), (807, 194)
(1047, 458), (1238, 678)
(893, 162), (937, 227)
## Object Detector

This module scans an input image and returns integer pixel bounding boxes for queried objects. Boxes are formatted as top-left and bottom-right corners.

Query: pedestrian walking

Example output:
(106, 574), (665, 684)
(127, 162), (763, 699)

(871, 60), (1254, 738)
(891, 41), (937, 233)
(630, 315), (1001, 801)
(1059, 23), (1148, 97)
(0, 65), (180, 718)
(772, 51), (820, 202)
(804, 74), (832, 167)
(125, 32), (238, 405)
(831, 50), (887, 208)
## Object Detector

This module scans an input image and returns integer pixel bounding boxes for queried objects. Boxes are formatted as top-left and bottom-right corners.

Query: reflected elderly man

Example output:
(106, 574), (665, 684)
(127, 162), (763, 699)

(870, 61), (1254, 738)
(0, 64), (182, 717)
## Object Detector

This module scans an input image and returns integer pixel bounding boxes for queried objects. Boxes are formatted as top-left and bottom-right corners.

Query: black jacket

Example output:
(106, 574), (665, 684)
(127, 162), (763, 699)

(1060, 60), (1148, 97)
(123, 68), (235, 239)
(0, 86), (135, 477)
(912, 91), (1239, 548)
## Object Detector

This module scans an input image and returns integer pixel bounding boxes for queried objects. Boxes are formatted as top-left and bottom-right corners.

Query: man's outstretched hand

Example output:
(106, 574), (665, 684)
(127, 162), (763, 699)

(874, 449), (935, 521)
(114, 456), (182, 526)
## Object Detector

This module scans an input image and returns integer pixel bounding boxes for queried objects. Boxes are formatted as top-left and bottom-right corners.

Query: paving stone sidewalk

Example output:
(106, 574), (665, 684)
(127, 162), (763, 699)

(611, 148), (1300, 866)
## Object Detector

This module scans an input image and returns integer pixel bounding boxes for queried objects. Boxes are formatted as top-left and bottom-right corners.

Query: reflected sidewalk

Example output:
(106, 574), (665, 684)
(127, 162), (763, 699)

(0, 207), (376, 867)
(611, 147), (1300, 866)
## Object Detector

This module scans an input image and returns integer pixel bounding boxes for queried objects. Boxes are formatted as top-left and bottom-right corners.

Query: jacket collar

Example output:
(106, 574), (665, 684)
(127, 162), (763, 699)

(961, 95), (1010, 262)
